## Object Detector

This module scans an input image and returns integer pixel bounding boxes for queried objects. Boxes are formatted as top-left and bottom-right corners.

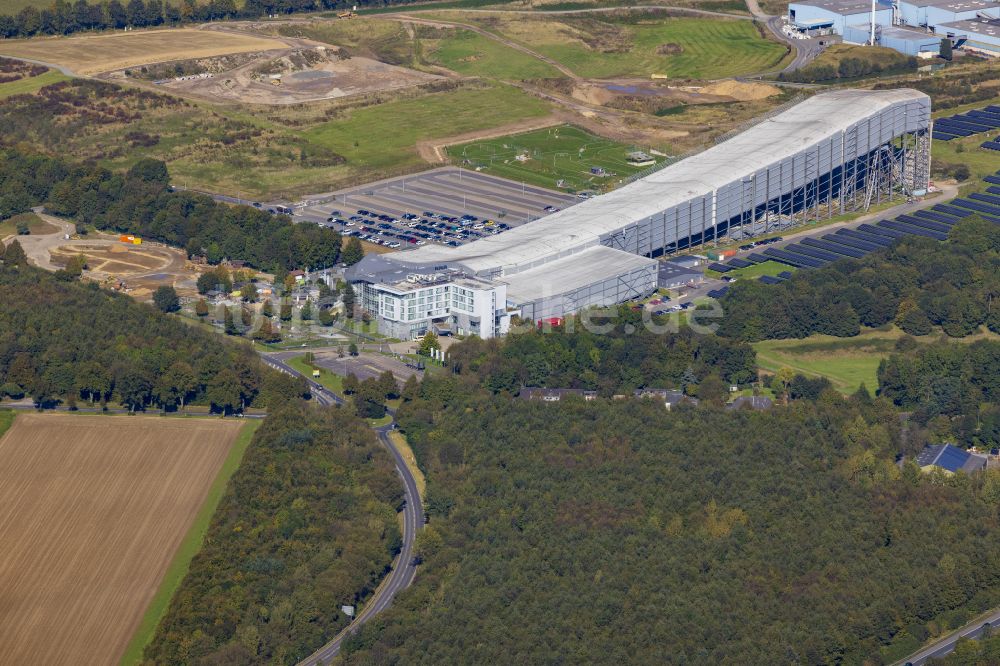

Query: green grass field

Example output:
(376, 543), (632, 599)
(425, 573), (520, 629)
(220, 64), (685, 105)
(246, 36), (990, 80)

(752, 329), (901, 394)
(0, 410), (14, 439)
(424, 28), (561, 79)
(448, 124), (656, 191)
(933, 134), (1000, 181)
(285, 354), (346, 398)
(475, 15), (788, 79)
(120, 419), (260, 666)
(0, 69), (70, 98)
(304, 83), (551, 172)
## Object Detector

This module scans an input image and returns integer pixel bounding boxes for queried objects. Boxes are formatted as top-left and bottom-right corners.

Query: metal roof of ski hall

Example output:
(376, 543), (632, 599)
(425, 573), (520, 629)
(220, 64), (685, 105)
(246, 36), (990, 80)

(382, 89), (930, 278)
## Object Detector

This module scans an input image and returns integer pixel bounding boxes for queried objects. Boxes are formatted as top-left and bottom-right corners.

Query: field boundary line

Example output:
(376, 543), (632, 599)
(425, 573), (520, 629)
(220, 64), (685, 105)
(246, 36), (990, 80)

(0, 410), (15, 441)
(119, 419), (261, 665)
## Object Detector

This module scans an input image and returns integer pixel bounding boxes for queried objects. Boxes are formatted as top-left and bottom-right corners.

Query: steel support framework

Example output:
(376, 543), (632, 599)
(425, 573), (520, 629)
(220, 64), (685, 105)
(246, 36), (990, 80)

(603, 105), (930, 258)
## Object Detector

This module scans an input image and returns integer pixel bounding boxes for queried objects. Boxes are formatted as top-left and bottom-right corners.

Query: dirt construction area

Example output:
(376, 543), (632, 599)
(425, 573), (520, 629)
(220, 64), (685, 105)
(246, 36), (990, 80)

(153, 43), (441, 105)
(0, 413), (244, 666)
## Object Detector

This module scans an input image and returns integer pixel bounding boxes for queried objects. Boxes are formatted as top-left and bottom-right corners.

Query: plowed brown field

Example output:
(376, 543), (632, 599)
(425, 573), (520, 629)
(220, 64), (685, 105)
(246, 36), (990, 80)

(0, 413), (244, 665)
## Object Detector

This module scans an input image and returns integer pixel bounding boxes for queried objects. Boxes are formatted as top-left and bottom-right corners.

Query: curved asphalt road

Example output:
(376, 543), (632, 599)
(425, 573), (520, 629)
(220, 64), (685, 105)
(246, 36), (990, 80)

(260, 351), (424, 664)
(895, 611), (1000, 665)
(298, 423), (423, 666)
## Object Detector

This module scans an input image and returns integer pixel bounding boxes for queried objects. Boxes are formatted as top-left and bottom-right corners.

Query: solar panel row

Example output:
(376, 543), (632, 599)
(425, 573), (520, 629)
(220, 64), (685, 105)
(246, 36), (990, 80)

(762, 247), (823, 268)
(792, 241), (846, 262)
(933, 203), (973, 218)
(914, 210), (960, 226)
(758, 275), (784, 285)
(837, 228), (892, 247)
(727, 258), (754, 269)
(746, 253), (772, 264)
(823, 233), (881, 252)
(859, 223), (906, 239)
(896, 214), (951, 232)
(980, 141), (1000, 151)
(985, 175), (1000, 185)
(970, 192), (1000, 207)
(953, 198), (1000, 219)
(879, 219), (947, 240)
(707, 262), (732, 272)
(801, 237), (866, 258)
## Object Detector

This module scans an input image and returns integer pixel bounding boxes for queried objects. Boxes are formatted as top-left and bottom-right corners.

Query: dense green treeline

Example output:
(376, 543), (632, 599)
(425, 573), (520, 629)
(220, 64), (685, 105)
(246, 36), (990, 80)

(0, 0), (424, 38)
(0, 144), (343, 271)
(143, 404), (402, 665)
(879, 339), (1000, 448)
(0, 262), (305, 411)
(717, 217), (1000, 342)
(339, 380), (1000, 664)
(447, 311), (757, 394)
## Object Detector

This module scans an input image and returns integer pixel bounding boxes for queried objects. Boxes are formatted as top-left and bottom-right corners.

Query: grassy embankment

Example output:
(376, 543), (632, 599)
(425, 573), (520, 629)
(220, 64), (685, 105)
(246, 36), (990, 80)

(0, 69), (70, 98)
(285, 354), (346, 399)
(437, 12), (788, 79)
(120, 419), (260, 665)
(0, 409), (14, 438)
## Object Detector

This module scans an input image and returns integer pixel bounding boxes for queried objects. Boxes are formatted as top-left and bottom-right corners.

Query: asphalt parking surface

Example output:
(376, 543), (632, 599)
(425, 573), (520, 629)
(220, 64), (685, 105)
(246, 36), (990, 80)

(294, 167), (578, 249)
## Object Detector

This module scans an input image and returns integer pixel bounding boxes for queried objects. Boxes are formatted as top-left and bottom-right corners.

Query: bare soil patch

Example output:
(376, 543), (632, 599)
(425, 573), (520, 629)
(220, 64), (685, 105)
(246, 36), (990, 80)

(699, 79), (780, 101)
(155, 45), (441, 105)
(0, 414), (243, 666)
(656, 42), (684, 55)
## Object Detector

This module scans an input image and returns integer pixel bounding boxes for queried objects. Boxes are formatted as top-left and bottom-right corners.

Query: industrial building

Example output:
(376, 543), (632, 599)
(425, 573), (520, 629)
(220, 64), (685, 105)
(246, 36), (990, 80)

(346, 89), (931, 338)
(787, 0), (1000, 56)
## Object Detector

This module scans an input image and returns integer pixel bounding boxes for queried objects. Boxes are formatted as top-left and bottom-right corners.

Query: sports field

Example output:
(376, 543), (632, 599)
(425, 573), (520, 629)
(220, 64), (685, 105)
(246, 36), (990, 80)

(447, 124), (656, 191)
(0, 413), (245, 665)
(0, 28), (284, 75)
(445, 13), (788, 79)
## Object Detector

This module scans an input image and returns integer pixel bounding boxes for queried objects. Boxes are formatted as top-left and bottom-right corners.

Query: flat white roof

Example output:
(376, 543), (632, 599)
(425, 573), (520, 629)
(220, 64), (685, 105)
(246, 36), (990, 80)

(501, 246), (656, 303)
(388, 89), (928, 276)
(791, 0), (889, 14)
(940, 18), (1000, 36)
(902, 0), (998, 10)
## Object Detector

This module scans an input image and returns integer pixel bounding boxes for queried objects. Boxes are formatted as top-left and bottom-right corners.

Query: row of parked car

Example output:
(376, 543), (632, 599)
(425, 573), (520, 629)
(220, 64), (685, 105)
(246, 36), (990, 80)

(324, 208), (514, 248)
(738, 236), (784, 251)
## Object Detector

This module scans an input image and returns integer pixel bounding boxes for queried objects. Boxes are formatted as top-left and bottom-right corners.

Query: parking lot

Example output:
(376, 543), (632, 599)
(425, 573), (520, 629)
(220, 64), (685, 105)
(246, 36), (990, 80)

(313, 351), (422, 385)
(294, 167), (578, 249)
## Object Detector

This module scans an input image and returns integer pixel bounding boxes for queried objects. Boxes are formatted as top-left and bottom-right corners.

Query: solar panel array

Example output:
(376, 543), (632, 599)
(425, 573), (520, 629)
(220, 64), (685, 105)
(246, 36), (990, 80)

(934, 106), (1000, 141)
(716, 168), (1000, 276)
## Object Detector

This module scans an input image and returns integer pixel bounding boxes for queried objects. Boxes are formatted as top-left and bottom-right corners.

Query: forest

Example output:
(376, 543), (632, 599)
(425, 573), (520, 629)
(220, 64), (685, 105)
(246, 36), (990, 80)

(338, 377), (1000, 665)
(143, 404), (402, 665)
(446, 309), (758, 395)
(0, 0), (423, 38)
(0, 261), (305, 412)
(879, 338), (1000, 449)
(0, 144), (343, 272)
(716, 217), (1000, 342)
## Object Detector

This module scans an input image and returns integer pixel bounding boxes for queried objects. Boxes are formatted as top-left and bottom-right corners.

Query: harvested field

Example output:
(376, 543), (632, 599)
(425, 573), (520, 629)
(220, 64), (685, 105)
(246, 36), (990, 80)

(0, 28), (285, 75)
(0, 413), (244, 666)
